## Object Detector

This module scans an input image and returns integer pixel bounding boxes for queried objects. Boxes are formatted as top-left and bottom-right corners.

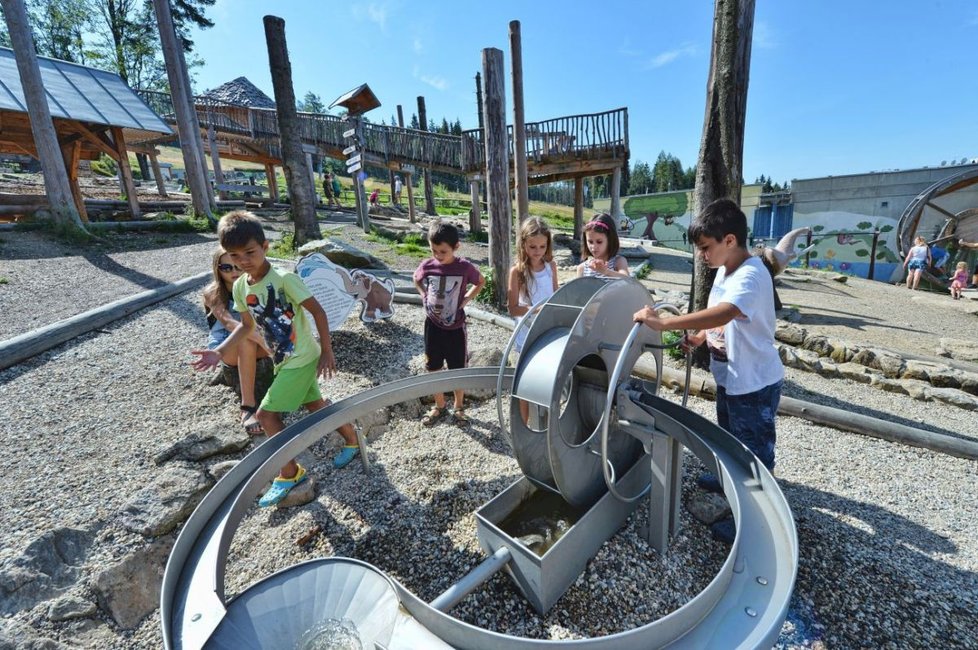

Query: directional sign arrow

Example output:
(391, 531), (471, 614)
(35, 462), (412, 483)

(342, 145), (357, 156)
(342, 128), (356, 138)
(346, 162), (362, 173)
(346, 154), (361, 165)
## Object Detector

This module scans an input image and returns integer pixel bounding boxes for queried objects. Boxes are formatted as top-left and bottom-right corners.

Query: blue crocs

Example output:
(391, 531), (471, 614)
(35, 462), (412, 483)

(258, 465), (307, 508)
(333, 445), (359, 469)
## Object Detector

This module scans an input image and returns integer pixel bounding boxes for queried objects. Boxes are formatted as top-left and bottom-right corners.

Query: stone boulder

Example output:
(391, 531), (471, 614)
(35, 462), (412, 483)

(687, 493), (731, 525)
(297, 238), (387, 269)
(93, 536), (173, 629)
(0, 528), (92, 615)
(119, 464), (214, 537)
(467, 348), (504, 400)
(936, 337), (978, 361)
(775, 322), (807, 345)
(153, 423), (251, 465)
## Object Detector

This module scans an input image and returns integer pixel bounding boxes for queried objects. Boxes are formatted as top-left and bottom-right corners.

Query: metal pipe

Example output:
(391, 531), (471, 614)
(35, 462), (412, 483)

(429, 547), (512, 613)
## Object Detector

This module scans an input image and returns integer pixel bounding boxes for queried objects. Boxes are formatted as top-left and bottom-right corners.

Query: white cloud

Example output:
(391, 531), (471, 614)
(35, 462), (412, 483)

(353, 3), (389, 30)
(421, 74), (448, 91)
(412, 65), (448, 91)
(413, 37), (423, 54)
(646, 43), (697, 69)
(753, 21), (777, 49)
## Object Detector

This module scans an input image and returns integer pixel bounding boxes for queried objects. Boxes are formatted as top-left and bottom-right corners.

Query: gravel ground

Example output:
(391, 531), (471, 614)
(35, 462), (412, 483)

(0, 221), (976, 648)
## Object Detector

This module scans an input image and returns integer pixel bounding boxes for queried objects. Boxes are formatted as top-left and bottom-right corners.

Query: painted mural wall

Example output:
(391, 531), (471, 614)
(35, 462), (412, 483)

(600, 167), (978, 283)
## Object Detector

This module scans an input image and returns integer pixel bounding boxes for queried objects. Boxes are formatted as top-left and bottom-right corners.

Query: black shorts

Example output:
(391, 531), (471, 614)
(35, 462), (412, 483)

(425, 319), (467, 371)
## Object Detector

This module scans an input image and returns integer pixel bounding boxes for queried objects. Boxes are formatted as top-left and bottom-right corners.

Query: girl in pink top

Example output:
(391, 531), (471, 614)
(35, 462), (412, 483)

(950, 261), (968, 300)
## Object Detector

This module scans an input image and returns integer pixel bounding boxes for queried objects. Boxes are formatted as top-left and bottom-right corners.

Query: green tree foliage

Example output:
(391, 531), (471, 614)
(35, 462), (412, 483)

(652, 151), (687, 192)
(628, 160), (653, 195)
(298, 91), (326, 114)
(0, 0), (214, 91)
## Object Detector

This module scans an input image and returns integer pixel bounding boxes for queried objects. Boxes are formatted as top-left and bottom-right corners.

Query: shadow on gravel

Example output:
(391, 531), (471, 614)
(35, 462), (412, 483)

(784, 381), (978, 444)
(781, 480), (977, 647)
(796, 310), (920, 335)
(0, 230), (213, 261)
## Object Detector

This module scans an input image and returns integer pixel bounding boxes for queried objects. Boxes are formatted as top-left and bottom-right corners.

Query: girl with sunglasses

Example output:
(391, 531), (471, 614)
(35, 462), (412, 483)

(202, 247), (271, 434)
(577, 213), (630, 279)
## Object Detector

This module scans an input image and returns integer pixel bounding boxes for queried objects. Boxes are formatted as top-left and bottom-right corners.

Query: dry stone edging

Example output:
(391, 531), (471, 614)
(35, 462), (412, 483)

(775, 322), (978, 411)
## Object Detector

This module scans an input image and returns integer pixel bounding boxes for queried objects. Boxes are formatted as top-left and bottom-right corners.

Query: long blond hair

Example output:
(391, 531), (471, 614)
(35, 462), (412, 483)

(515, 217), (553, 301)
(202, 247), (234, 319)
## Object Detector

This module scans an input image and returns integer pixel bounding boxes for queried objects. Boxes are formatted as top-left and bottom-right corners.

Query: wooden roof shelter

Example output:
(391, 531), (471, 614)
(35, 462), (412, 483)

(0, 47), (173, 220)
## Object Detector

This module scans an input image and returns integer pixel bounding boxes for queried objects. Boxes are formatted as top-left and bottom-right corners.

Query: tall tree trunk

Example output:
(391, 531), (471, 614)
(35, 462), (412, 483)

(509, 20), (529, 223)
(689, 0), (755, 369)
(152, 0), (212, 221)
(263, 15), (320, 247)
(2, 0), (86, 231)
(481, 48), (512, 310)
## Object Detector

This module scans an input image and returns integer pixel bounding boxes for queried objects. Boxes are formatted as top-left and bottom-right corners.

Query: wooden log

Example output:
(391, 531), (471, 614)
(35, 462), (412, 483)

(405, 171), (416, 223)
(149, 151), (169, 198)
(574, 176), (584, 241)
(469, 179), (481, 233)
(265, 163), (279, 203)
(632, 361), (978, 462)
(481, 47), (512, 310)
(111, 127), (142, 219)
(207, 124), (227, 200)
(611, 165), (622, 219)
(151, 0), (213, 220)
(417, 96), (436, 215)
(1, 0), (84, 229)
(264, 15), (321, 245)
(0, 194), (50, 205)
(0, 272), (210, 371)
(509, 20), (529, 223)
(62, 139), (88, 222)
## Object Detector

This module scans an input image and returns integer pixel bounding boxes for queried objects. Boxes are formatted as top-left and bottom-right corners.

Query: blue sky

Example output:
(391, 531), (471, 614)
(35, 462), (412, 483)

(188, 0), (978, 184)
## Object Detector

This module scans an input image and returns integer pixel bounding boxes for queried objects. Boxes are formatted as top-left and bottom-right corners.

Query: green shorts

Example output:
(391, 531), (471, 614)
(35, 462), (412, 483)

(260, 362), (322, 413)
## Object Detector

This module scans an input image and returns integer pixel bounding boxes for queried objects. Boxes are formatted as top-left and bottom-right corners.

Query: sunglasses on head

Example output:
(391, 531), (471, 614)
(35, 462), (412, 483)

(218, 263), (241, 273)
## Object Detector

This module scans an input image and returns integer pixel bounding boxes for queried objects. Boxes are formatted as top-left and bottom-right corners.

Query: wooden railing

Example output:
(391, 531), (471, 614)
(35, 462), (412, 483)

(460, 107), (629, 173)
(135, 90), (627, 177)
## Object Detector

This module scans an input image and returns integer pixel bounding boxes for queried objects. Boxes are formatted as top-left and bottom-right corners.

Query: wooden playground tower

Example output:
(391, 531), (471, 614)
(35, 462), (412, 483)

(130, 88), (630, 227)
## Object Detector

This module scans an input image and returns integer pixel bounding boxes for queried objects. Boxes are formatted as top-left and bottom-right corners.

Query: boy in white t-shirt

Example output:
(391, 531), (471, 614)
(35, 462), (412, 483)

(633, 198), (784, 543)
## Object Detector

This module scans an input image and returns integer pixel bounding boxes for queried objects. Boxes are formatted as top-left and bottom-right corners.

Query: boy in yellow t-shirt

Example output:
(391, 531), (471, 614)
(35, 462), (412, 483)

(192, 211), (359, 507)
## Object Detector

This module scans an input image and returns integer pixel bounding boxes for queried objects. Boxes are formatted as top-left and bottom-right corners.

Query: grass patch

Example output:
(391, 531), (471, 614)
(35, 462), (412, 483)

(0, 277), (8, 285)
(366, 228), (429, 258)
(634, 261), (652, 280)
(468, 230), (489, 244)
(475, 266), (497, 305)
(268, 231), (297, 259)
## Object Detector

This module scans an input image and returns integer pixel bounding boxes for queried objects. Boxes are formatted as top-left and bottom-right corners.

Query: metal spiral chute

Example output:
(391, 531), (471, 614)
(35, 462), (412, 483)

(163, 278), (798, 650)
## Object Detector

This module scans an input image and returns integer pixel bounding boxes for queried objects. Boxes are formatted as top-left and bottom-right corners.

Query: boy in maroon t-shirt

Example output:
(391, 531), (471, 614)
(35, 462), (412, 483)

(413, 220), (485, 428)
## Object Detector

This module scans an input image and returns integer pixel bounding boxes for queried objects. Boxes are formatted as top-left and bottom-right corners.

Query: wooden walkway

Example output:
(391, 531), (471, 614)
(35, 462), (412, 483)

(134, 90), (628, 185)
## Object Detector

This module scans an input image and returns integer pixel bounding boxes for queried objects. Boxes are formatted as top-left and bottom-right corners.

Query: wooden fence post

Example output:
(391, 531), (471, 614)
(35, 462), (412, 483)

(868, 229), (880, 280)
(417, 96), (437, 215)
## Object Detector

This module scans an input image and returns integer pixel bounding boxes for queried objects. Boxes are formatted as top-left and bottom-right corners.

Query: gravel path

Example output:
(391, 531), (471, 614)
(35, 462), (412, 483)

(0, 222), (976, 648)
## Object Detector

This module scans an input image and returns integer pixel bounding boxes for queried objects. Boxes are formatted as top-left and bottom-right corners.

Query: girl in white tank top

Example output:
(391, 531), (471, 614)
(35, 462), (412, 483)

(508, 217), (559, 352)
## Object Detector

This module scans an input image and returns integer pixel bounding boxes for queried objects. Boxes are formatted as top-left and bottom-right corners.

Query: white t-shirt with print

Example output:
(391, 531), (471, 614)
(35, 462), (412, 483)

(705, 256), (784, 395)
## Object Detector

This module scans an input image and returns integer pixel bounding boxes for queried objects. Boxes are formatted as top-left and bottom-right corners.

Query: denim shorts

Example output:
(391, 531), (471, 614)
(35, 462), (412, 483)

(908, 260), (925, 271)
(716, 380), (783, 471)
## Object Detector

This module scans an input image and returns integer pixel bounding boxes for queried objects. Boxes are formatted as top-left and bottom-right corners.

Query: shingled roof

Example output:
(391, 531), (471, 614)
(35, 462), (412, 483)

(199, 77), (275, 108)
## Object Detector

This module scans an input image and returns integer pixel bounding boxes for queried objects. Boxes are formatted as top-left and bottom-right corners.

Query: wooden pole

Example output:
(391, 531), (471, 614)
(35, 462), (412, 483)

(151, 0), (212, 221)
(149, 151), (168, 198)
(265, 163), (278, 203)
(574, 176), (584, 241)
(475, 71), (487, 208)
(417, 96), (437, 215)
(263, 15), (321, 246)
(481, 48), (512, 310)
(207, 124), (227, 200)
(61, 140), (88, 222)
(509, 20), (529, 223)
(110, 127), (142, 218)
(868, 229), (879, 280)
(178, 44), (217, 212)
(689, 0), (755, 370)
(304, 151), (317, 205)
(611, 166), (622, 219)
(1, 0), (85, 230)
(469, 178), (481, 233)
(405, 171), (416, 223)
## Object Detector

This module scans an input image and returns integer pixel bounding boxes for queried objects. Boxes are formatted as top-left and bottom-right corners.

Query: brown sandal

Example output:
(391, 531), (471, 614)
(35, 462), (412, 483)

(421, 406), (444, 427)
(452, 408), (470, 428)
(240, 405), (264, 435)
